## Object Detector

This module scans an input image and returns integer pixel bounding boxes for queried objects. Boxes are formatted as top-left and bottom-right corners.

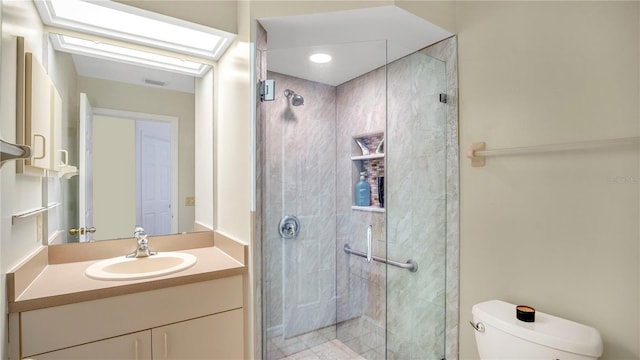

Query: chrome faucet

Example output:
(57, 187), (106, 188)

(127, 226), (157, 258)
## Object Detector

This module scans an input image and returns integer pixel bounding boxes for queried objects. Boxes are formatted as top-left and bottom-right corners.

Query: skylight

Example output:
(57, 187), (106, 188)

(50, 34), (210, 76)
(34, 0), (235, 61)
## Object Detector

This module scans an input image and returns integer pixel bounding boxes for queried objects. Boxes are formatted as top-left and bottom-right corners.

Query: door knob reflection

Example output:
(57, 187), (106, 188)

(69, 227), (97, 235)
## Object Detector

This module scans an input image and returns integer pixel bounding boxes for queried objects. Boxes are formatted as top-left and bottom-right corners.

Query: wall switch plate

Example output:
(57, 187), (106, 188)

(185, 196), (195, 206)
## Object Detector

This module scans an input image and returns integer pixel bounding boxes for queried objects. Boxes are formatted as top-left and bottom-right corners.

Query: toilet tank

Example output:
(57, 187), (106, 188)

(471, 300), (603, 359)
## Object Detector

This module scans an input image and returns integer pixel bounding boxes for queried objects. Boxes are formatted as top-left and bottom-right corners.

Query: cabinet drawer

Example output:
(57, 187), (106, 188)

(21, 276), (242, 357)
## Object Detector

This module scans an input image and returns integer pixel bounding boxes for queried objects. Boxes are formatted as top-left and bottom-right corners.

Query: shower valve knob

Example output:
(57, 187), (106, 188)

(278, 215), (300, 239)
(285, 223), (295, 235)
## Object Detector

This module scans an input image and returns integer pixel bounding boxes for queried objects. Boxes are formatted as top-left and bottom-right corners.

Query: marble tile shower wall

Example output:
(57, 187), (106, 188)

(263, 71), (338, 337)
(336, 66), (387, 357)
(386, 52), (447, 359)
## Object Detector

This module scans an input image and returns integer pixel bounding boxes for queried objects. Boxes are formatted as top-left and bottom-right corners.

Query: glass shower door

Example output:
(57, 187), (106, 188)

(385, 50), (448, 359)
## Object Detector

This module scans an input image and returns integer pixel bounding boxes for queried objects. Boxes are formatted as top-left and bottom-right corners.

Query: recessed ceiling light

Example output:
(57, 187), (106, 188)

(309, 53), (332, 64)
(34, 0), (235, 61)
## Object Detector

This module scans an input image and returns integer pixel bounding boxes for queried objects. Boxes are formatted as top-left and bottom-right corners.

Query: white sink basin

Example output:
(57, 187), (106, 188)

(85, 252), (197, 280)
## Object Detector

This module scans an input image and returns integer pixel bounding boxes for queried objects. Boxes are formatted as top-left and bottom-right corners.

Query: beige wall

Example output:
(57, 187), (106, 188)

(114, 0), (237, 34)
(395, 0), (455, 33)
(78, 77), (196, 234)
(456, 2), (639, 359)
(93, 116), (136, 240)
(249, 0), (390, 22)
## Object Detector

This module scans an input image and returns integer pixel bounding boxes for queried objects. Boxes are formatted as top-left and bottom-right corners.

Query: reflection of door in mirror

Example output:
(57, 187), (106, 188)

(78, 93), (94, 242)
(89, 109), (178, 241)
(136, 120), (172, 236)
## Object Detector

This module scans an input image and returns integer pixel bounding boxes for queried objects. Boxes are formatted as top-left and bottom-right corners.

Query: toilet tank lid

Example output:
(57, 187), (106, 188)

(472, 300), (603, 357)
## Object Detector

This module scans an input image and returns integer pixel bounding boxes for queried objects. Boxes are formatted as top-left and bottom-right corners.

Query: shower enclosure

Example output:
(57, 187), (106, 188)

(256, 27), (455, 359)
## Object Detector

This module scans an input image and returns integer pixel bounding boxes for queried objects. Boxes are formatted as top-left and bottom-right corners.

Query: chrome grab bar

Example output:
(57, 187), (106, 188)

(366, 225), (372, 263)
(343, 244), (418, 272)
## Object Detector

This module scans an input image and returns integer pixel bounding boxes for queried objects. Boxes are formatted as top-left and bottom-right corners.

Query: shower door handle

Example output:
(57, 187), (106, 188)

(367, 225), (372, 263)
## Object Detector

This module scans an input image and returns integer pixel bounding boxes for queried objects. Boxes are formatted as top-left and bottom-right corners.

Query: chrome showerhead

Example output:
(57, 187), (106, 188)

(284, 89), (304, 106)
(291, 94), (304, 106)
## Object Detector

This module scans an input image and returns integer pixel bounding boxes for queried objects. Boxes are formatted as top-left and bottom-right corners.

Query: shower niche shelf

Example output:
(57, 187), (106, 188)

(350, 153), (384, 161)
(351, 205), (385, 213)
(351, 132), (385, 213)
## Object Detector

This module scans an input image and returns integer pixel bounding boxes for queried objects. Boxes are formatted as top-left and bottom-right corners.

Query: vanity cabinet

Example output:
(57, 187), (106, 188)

(152, 308), (243, 359)
(33, 331), (152, 360)
(13, 276), (244, 360)
(33, 310), (243, 360)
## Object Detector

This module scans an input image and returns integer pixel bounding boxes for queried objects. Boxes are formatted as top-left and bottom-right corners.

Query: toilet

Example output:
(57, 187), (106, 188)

(471, 300), (603, 359)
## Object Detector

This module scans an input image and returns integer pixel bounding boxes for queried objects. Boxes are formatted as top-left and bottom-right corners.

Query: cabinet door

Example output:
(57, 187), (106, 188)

(34, 330), (151, 360)
(24, 52), (52, 172)
(152, 309), (243, 360)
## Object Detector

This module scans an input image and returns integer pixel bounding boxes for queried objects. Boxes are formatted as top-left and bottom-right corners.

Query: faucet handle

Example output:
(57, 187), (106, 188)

(127, 227), (155, 258)
(134, 226), (146, 237)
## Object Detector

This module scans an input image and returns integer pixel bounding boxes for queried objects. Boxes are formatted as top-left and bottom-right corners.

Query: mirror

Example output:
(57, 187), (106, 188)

(48, 36), (199, 244)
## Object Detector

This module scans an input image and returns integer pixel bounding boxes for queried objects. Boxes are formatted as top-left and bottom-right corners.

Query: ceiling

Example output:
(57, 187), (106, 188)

(71, 53), (195, 93)
(259, 6), (452, 86)
(68, 5), (452, 92)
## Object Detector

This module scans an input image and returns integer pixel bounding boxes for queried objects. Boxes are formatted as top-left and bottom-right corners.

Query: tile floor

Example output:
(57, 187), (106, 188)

(268, 326), (336, 359)
(280, 339), (366, 360)
(268, 318), (385, 359)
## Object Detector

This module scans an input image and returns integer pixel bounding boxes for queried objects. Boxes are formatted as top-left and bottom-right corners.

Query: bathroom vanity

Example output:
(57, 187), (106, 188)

(6, 231), (247, 360)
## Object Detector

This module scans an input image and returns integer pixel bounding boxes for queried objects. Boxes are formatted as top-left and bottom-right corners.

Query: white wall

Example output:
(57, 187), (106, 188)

(456, 2), (639, 359)
(214, 41), (251, 241)
(0, 0), (45, 266)
(195, 68), (214, 230)
(0, 0), (47, 357)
